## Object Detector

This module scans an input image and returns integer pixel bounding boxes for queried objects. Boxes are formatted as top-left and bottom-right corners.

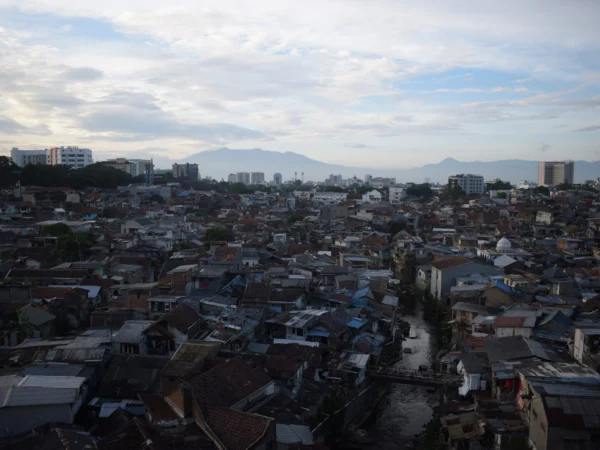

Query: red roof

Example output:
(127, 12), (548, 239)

(205, 406), (271, 450)
(431, 256), (471, 270)
(494, 316), (528, 327)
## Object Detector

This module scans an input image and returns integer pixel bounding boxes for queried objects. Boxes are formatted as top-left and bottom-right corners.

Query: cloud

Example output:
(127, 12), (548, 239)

(572, 125), (600, 132)
(78, 106), (271, 143)
(0, 116), (50, 135)
(1, 1), (600, 165)
(539, 143), (551, 152)
(346, 143), (372, 149)
(62, 66), (103, 82)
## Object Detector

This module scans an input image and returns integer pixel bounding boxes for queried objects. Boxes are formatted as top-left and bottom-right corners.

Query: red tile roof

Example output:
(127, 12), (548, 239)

(494, 316), (528, 327)
(205, 406), (271, 450)
(188, 357), (272, 408)
(431, 256), (472, 270)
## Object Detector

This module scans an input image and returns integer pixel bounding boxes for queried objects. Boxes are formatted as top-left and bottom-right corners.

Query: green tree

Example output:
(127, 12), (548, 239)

(556, 182), (572, 191)
(496, 192), (507, 199)
(42, 223), (72, 238)
(486, 179), (512, 190)
(204, 226), (230, 242)
(173, 240), (195, 251)
(0, 156), (20, 187)
(406, 183), (433, 199)
(287, 213), (305, 224)
(20, 163), (132, 189)
(387, 220), (406, 235)
(148, 194), (165, 204)
(228, 183), (252, 194)
(54, 232), (95, 262)
(535, 186), (550, 196)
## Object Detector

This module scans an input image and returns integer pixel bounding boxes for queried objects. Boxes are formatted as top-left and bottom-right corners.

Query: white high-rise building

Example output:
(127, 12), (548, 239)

(228, 173), (237, 183)
(538, 161), (574, 187)
(237, 172), (250, 184)
(47, 146), (93, 168)
(250, 172), (265, 184)
(11, 148), (48, 166)
(273, 173), (282, 185)
(448, 174), (485, 195)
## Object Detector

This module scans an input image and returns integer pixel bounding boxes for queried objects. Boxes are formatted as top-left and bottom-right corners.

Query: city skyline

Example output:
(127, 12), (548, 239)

(1, 1), (600, 167)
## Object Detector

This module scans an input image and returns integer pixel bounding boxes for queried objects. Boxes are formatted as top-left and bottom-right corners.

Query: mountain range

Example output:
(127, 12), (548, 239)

(163, 148), (599, 184)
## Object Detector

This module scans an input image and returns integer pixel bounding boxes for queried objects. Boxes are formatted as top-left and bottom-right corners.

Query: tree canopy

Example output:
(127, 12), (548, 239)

(486, 179), (512, 190)
(406, 183), (433, 199)
(42, 223), (95, 262)
(19, 163), (132, 189)
(535, 186), (550, 196)
(0, 156), (21, 188)
(204, 226), (230, 242)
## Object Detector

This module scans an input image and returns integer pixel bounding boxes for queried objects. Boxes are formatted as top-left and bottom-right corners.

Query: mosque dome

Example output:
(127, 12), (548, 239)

(496, 237), (512, 252)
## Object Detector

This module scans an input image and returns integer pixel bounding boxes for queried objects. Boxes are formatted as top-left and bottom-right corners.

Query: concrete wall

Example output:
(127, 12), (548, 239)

(528, 396), (548, 450)
(431, 263), (498, 301)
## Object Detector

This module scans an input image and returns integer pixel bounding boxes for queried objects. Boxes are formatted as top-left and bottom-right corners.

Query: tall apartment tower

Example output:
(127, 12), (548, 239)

(538, 161), (574, 187)
(250, 172), (265, 184)
(237, 172), (250, 185)
(273, 173), (282, 185)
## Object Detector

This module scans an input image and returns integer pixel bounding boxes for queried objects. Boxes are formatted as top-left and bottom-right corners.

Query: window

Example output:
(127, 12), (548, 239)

(296, 327), (304, 337)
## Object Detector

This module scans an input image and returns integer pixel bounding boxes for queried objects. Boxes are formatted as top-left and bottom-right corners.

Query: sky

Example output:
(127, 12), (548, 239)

(1, 0), (600, 168)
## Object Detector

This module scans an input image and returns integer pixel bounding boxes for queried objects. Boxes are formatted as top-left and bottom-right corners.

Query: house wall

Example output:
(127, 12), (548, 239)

(231, 380), (277, 411)
(495, 326), (532, 338)
(528, 396), (549, 450)
(431, 263), (498, 301)
(573, 328), (584, 363)
(0, 403), (74, 437)
(480, 287), (516, 308)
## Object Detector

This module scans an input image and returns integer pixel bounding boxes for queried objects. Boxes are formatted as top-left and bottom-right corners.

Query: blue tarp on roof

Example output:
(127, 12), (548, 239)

(307, 329), (330, 337)
(347, 318), (368, 329)
(351, 287), (373, 307)
(351, 334), (382, 347)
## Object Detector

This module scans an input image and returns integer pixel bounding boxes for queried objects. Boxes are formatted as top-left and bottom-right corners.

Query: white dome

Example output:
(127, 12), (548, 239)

(496, 237), (512, 252)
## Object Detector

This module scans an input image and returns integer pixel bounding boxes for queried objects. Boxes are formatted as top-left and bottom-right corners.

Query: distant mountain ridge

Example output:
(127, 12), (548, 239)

(171, 147), (599, 183)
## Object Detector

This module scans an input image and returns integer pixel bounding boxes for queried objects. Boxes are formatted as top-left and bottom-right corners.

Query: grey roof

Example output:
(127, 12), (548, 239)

(459, 352), (490, 373)
(247, 343), (271, 354)
(24, 362), (86, 377)
(19, 304), (56, 326)
(452, 302), (494, 315)
(111, 263), (143, 272)
(112, 320), (153, 344)
(0, 375), (85, 407)
(276, 424), (314, 445)
(484, 336), (565, 363)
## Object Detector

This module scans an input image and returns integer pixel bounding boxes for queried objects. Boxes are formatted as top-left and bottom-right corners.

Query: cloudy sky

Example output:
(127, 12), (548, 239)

(1, 0), (599, 168)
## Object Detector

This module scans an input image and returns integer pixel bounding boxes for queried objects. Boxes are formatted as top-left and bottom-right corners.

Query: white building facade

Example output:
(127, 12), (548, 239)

(237, 172), (250, 184)
(389, 185), (406, 204)
(47, 147), (93, 168)
(448, 174), (485, 195)
(11, 148), (47, 166)
(251, 172), (265, 184)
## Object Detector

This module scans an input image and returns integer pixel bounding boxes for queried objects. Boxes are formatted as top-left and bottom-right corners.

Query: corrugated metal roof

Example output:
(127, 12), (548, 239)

(348, 353), (370, 369)
(19, 375), (85, 389)
(7, 386), (79, 406)
(112, 320), (153, 344)
(276, 424), (314, 445)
